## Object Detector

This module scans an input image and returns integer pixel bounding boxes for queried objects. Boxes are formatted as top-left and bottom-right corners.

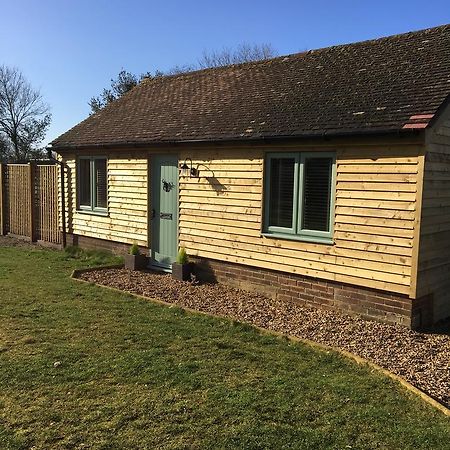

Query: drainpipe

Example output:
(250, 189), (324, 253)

(46, 145), (67, 248)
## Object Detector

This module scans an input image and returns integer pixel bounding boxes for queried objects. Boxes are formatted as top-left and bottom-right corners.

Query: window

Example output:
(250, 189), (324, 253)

(77, 157), (107, 213)
(264, 152), (335, 243)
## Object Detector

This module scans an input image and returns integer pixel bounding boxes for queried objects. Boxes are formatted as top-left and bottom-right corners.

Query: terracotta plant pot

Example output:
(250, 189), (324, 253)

(172, 262), (193, 281)
(124, 254), (148, 271)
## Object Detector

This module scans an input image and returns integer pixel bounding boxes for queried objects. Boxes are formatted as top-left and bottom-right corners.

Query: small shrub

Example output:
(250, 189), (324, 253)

(129, 243), (140, 255)
(176, 247), (189, 264)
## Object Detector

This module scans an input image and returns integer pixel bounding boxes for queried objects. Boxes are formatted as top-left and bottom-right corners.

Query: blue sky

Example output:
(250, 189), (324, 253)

(1, 0), (449, 145)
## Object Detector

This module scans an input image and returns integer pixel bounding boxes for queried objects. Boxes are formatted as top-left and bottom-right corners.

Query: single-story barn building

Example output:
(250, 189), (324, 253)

(51, 24), (450, 329)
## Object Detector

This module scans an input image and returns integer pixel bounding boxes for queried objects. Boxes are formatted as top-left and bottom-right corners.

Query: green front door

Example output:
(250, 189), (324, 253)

(151, 155), (179, 270)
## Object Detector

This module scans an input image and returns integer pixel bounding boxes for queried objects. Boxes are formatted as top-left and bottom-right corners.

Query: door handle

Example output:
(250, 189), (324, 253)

(151, 209), (155, 219)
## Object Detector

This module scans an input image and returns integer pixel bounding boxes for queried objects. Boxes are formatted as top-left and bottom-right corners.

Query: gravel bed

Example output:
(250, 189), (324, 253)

(79, 268), (449, 408)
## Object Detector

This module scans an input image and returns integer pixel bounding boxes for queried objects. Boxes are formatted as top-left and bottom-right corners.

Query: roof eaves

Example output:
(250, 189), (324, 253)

(51, 127), (422, 151)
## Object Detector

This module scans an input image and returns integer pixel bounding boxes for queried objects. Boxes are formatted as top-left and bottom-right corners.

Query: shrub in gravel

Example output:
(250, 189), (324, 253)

(125, 244), (147, 270)
(130, 243), (140, 255)
(172, 247), (193, 281)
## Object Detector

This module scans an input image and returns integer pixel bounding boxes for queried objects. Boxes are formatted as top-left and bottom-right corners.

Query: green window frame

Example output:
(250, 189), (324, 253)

(77, 156), (108, 214)
(263, 152), (336, 244)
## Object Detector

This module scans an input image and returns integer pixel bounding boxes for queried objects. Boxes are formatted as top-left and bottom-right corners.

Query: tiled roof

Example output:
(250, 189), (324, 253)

(52, 24), (450, 149)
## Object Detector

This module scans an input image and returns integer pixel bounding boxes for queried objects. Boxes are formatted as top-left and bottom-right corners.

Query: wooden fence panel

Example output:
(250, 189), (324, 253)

(6, 164), (31, 237)
(0, 163), (60, 244)
(35, 165), (60, 244)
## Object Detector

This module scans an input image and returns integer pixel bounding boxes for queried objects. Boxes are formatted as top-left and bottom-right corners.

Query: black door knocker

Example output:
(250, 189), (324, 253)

(162, 179), (174, 192)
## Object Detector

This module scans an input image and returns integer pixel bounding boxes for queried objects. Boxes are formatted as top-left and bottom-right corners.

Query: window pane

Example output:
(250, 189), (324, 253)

(79, 159), (91, 207)
(268, 157), (295, 229)
(302, 157), (332, 232)
(94, 159), (107, 209)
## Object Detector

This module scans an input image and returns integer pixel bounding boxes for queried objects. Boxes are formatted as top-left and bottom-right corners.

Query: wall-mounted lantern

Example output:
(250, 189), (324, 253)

(179, 158), (199, 178)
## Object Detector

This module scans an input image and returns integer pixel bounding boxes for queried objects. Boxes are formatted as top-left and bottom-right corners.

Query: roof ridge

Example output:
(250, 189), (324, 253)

(140, 23), (450, 84)
(51, 23), (450, 148)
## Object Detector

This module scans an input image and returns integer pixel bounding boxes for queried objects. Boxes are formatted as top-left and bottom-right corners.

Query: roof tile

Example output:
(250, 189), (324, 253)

(53, 24), (450, 148)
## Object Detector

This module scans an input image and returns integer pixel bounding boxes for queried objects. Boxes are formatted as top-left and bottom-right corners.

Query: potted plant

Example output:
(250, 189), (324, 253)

(124, 243), (148, 270)
(172, 247), (193, 281)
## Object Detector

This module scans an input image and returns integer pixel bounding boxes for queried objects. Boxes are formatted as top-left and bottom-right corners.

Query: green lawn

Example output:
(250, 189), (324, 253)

(0, 245), (449, 449)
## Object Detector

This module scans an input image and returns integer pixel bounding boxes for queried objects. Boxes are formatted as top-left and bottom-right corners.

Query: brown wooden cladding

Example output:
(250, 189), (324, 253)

(419, 107), (450, 321)
(179, 145), (421, 297)
(61, 153), (149, 247)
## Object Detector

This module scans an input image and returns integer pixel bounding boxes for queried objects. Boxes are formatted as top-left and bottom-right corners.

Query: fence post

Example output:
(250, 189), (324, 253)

(28, 162), (36, 242)
(0, 164), (5, 235)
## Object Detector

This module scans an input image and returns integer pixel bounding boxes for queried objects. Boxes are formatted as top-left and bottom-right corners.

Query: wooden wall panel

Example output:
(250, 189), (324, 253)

(58, 138), (423, 299)
(60, 153), (148, 247)
(418, 106), (450, 321)
(179, 145), (421, 297)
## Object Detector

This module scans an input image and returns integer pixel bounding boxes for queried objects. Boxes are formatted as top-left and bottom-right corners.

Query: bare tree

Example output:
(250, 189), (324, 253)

(198, 43), (276, 69)
(0, 65), (51, 162)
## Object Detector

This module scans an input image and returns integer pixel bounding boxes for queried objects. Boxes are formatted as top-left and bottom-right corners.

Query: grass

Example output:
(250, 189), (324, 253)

(0, 245), (449, 449)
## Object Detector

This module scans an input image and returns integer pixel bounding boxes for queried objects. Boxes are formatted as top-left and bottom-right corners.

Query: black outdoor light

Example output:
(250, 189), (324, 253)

(180, 158), (199, 178)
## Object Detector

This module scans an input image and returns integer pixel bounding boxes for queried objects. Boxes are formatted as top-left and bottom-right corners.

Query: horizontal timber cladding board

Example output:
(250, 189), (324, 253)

(185, 248), (411, 295)
(179, 190), (262, 200)
(180, 208), (261, 223)
(72, 214), (147, 230)
(421, 221), (450, 236)
(334, 223), (414, 238)
(180, 226), (413, 258)
(61, 154), (148, 245)
(179, 183), (263, 193)
(73, 218), (147, 234)
(417, 198), (450, 208)
(417, 111), (450, 322)
(108, 196), (147, 205)
(75, 228), (147, 246)
(182, 226), (412, 263)
(334, 206), (415, 220)
(109, 179), (148, 187)
(421, 211), (450, 225)
(180, 221), (414, 247)
(182, 178), (262, 186)
(109, 175), (147, 182)
(179, 234), (411, 276)
(179, 145), (420, 296)
(336, 190), (416, 201)
(179, 202), (262, 215)
(423, 189), (450, 199)
(109, 207), (147, 217)
(181, 214), (261, 230)
(191, 163), (263, 170)
(335, 215), (415, 230)
(180, 196), (262, 207)
(335, 198), (416, 210)
(336, 173), (417, 182)
(337, 164), (418, 173)
(336, 181), (417, 192)
(183, 240), (410, 286)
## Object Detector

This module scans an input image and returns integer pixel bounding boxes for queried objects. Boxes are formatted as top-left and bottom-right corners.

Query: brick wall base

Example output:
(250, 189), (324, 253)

(67, 233), (148, 256)
(191, 257), (434, 330)
(67, 233), (434, 330)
